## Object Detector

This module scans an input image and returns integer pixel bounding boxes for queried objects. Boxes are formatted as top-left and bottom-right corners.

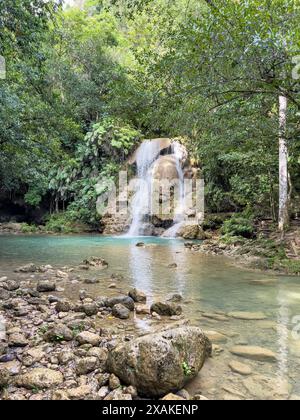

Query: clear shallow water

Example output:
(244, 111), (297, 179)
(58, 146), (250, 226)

(0, 234), (300, 399)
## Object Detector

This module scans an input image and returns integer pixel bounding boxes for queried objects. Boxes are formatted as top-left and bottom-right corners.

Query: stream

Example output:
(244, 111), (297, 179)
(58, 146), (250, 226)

(1, 234), (300, 400)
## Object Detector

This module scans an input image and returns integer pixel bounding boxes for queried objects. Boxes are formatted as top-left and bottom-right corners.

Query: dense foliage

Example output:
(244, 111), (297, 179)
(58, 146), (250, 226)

(0, 0), (299, 229)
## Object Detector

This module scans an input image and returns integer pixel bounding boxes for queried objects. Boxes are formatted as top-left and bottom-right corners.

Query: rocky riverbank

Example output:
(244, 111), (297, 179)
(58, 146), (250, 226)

(184, 232), (300, 276)
(1, 256), (300, 401)
(0, 262), (212, 401)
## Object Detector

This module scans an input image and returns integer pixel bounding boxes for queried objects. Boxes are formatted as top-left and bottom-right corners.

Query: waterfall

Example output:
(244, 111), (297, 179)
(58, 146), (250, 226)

(127, 140), (161, 236)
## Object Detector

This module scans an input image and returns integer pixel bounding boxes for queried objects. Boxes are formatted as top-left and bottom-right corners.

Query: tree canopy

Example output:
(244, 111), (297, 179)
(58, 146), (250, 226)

(0, 0), (299, 228)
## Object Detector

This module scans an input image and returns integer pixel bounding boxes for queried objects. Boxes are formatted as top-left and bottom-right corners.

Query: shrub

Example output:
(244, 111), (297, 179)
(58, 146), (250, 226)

(221, 215), (255, 238)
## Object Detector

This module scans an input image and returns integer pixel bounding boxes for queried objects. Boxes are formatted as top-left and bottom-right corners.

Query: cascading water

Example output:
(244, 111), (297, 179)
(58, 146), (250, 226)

(162, 142), (187, 238)
(127, 140), (161, 236)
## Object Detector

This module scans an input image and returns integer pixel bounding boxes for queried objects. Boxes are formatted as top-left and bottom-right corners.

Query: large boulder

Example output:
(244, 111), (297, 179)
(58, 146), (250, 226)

(107, 326), (211, 397)
(177, 224), (201, 240)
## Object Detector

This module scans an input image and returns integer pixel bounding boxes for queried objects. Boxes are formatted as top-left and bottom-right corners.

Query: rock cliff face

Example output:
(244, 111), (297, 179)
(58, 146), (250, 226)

(101, 138), (202, 238)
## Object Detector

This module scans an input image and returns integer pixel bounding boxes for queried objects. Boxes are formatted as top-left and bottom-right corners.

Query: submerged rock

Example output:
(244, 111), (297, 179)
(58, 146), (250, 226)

(150, 301), (182, 317)
(230, 346), (277, 362)
(229, 360), (252, 376)
(228, 311), (267, 321)
(83, 257), (108, 269)
(107, 326), (211, 397)
(203, 330), (227, 344)
(15, 263), (38, 273)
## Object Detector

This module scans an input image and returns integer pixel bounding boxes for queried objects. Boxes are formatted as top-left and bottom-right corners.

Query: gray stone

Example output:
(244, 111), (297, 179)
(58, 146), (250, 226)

(37, 281), (56, 293)
(128, 288), (146, 303)
(55, 300), (71, 313)
(107, 326), (211, 397)
(112, 304), (130, 320)
(44, 324), (73, 342)
(82, 303), (98, 317)
(150, 301), (182, 316)
(106, 295), (135, 311)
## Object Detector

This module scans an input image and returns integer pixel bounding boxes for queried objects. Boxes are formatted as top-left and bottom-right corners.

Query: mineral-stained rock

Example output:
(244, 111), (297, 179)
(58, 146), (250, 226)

(230, 346), (277, 362)
(107, 326), (211, 397)
(112, 304), (130, 320)
(150, 301), (182, 316)
(128, 288), (146, 303)
(106, 295), (135, 311)
(16, 368), (64, 389)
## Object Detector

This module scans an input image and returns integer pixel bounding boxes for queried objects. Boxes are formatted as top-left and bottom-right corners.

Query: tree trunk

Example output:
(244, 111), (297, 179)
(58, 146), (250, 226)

(278, 95), (289, 233)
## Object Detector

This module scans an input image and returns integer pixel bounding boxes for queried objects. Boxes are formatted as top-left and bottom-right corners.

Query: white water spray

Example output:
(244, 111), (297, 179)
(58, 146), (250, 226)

(127, 140), (161, 236)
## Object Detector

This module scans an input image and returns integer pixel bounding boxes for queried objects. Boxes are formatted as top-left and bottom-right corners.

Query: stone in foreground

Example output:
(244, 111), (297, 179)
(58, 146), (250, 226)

(230, 346), (277, 362)
(107, 326), (211, 397)
(16, 368), (64, 389)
